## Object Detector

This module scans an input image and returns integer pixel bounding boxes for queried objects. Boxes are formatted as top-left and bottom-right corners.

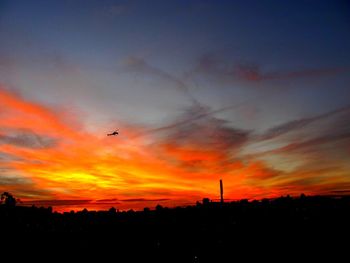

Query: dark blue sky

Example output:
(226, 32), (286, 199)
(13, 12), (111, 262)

(1, 0), (349, 127)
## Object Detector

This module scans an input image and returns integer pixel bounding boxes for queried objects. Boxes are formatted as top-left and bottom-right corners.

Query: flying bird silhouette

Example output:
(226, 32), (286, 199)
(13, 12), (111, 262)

(107, 131), (119, 136)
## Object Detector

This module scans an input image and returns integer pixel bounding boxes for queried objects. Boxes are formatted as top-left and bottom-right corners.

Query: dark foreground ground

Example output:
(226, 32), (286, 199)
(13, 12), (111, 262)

(1, 195), (349, 261)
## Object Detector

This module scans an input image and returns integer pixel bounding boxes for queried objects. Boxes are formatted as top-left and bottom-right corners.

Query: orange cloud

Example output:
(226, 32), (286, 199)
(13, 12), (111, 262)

(1, 86), (349, 211)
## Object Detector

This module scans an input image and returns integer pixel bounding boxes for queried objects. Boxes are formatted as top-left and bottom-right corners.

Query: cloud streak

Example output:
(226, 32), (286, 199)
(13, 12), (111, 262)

(121, 56), (197, 103)
(133, 102), (250, 138)
(0, 130), (57, 149)
(189, 54), (350, 83)
(257, 105), (350, 141)
(261, 132), (350, 156)
(154, 104), (250, 175)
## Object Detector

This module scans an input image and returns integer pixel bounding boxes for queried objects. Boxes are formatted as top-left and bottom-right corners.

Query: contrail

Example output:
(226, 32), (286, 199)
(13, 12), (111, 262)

(131, 100), (249, 139)
(121, 57), (198, 104)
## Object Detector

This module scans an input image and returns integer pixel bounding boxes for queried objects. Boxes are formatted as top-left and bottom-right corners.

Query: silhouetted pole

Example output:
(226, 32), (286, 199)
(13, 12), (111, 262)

(220, 179), (224, 204)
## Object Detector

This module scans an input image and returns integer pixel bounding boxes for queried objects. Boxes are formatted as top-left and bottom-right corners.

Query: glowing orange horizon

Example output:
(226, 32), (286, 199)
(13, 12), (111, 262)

(1, 87), (349, 211)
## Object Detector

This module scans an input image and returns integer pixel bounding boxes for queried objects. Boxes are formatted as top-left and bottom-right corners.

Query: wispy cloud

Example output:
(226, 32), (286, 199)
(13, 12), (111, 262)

(188, 54), (350, 83)
(133, 102), (250, 138)
(0, 129), (57, 149)
(20, 199), (92, 206)
(154, 104), (250, 174)
(235, 64), (349, 82)
(0, 175), (31, 186)
(243, 104), (350, 175)
(257, 105), (350, 141)
(120, 198), (170, 202)
(121, 56), (197, 102)
(263, 132), (350, 156)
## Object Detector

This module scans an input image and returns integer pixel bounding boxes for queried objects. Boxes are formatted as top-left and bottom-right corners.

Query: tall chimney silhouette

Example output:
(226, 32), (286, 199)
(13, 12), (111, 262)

(220, 179), (224, 203)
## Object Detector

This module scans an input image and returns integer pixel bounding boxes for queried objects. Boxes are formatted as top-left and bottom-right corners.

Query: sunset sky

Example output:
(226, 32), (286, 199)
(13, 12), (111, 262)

(1, 0), (350, 211)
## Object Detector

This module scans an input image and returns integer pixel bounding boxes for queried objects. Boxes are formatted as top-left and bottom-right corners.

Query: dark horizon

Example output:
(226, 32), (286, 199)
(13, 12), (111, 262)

(11, 192), (350, 213)
(2, 192), (350, 261)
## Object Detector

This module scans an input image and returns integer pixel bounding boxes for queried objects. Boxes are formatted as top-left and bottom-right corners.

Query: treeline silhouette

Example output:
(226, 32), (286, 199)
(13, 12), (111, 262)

(1, 193), (349, 261)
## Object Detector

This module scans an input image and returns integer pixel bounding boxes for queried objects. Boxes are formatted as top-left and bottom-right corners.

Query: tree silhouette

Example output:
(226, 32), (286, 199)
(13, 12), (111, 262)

(0, 192), (17, 207)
